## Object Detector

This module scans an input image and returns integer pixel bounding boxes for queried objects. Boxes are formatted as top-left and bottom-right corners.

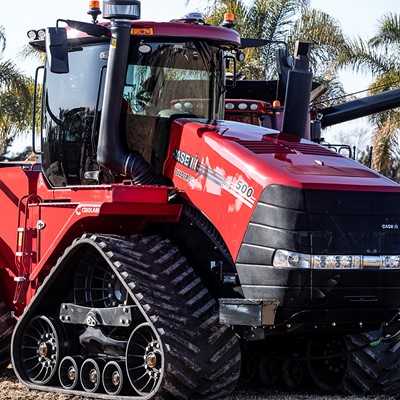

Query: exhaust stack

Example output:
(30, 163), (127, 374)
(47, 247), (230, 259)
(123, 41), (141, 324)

(281, 41), (313, 138)
(97, 0), (164, 184)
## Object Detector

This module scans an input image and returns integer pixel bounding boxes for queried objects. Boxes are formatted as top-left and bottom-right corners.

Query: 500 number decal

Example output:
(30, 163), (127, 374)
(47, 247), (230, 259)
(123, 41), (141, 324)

(235, 179), (254, 198)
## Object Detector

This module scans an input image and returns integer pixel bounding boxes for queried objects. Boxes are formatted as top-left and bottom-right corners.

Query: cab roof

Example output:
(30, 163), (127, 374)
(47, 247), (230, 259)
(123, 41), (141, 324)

(29, 20), (241, 52)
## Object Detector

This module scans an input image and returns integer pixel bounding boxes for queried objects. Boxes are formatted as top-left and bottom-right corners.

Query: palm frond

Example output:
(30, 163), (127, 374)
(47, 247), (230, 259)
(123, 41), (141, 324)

(18, 44), (45, 64)
(0, 25), (5, 53)
(369, 13), (400, 49)
(337, 36), (396, 76)
(0, 60), (31, 104)
(371, 111), (399, 175)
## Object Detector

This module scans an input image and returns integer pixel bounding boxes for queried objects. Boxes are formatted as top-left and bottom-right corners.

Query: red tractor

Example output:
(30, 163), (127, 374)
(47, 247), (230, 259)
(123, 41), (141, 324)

(0, 1), (399, 398)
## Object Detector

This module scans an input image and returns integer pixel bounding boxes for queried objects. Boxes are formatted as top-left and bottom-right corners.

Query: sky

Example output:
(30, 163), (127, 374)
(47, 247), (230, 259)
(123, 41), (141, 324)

(2, 0), (398, 91)
(1, 0), (399, 144)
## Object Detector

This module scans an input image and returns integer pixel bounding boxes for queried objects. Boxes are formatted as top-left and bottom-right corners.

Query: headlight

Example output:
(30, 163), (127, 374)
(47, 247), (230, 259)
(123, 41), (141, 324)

(313, 255), (361, 269)
(273, 250), (311, 268)
(382, 255), (400, 269)
(273, 250), (400, 269)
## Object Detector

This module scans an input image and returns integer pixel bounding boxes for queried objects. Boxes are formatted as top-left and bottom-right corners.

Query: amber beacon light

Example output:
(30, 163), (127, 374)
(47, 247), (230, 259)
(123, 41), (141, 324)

(221, 13), (235, 28)
(88, 1), (102, 23)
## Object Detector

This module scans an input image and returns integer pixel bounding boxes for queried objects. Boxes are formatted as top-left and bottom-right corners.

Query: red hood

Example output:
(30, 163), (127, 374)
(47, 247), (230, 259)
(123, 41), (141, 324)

(171, 119), (399, 192)
(164, 118), (400, 258)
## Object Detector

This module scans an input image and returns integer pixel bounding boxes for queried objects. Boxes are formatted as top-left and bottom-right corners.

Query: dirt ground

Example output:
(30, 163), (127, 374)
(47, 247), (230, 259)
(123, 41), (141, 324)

(1, 365), (398, 400)
(0, 365), (81, 400)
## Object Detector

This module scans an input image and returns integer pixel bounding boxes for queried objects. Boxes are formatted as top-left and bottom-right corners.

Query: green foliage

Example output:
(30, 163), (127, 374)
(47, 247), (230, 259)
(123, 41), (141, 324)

(0, 25), (33, 154)
(337, 13), (400, 177)
(196, 1), (400, 178)
(203, 0), (347, 105)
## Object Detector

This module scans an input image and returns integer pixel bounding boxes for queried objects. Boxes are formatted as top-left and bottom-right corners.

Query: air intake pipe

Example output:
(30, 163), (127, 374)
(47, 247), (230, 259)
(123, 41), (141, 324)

(281, 41), (313, 138)
(97, 0), (164, 185)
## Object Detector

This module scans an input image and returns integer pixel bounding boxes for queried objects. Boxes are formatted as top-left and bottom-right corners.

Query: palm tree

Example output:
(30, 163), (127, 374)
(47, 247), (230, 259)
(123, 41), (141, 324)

(288, 6), (349, 105)
(336, 13), (400, 178)
(0, 25), (32, 153)
(198, 0), (348, 105)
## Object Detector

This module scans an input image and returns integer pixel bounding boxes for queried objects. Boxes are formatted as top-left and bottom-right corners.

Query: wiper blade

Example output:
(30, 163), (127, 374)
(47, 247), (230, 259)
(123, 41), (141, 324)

(58, 19), (110, 37)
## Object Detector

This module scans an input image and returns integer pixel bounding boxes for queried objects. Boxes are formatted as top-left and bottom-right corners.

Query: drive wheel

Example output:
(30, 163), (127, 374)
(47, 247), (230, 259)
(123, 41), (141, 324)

(74, 245), (128, 307)
(0, 300), (14, 369)
(18, 315), (65, 385)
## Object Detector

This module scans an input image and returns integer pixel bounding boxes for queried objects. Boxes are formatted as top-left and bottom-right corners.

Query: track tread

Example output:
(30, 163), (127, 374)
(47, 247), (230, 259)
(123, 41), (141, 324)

(95, 234), (241, 399)
(343, 331), (400, 394)
(0, 301), (14, 370)
(11, 233), (240, 399)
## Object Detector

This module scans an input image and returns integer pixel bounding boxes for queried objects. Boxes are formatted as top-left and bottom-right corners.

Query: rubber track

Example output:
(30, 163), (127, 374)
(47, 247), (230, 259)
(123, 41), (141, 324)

(90, 233), (241, 399)
(0, 300), (14, 370)
(343, 330), (400, 394)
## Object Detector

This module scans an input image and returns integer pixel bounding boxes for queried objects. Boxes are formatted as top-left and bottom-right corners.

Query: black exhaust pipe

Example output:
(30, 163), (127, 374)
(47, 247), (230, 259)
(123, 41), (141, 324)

(281, 41), (313, 138)
(97, 1), (164, 185)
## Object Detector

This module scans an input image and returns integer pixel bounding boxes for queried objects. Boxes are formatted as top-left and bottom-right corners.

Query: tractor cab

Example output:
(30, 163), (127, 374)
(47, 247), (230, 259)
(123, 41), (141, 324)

(31, 10), (240, 187)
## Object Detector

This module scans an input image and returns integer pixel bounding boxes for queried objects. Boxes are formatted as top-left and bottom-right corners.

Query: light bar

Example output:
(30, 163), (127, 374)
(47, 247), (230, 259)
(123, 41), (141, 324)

(225, 101), (260, 111)
(103, 0), (141, 20)
(273, 249), (400, 269)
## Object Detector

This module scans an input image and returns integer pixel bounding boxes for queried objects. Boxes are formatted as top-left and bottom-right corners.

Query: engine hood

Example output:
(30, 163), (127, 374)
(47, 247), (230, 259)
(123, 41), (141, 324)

(163, 118), (400, 259)
(168, 119), (399, 191)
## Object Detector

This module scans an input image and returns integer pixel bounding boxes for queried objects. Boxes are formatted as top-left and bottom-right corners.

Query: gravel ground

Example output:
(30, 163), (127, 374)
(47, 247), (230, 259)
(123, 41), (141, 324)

(0, 365), (398, 400)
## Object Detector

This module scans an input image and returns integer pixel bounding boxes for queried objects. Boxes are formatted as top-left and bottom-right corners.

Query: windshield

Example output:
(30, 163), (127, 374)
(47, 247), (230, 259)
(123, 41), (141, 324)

(124, 40), (224, 118)
(122, 39), (225, 166)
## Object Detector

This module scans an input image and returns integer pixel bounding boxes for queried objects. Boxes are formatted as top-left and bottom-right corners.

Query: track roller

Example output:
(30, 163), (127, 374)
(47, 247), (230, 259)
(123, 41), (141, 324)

(281, 359), (304, 388)
(102, 360), (126, 395)
(59, 356), (83, 390)
(258, 355), (280, 386)
(80, 358), (106, 393)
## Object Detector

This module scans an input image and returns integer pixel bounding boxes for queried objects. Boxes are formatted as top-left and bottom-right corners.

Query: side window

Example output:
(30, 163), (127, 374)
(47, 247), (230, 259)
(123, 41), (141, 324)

(42, 45), (108, 187)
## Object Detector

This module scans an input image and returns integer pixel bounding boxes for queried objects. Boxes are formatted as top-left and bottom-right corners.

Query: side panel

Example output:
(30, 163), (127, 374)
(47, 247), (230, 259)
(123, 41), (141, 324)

(0, 167), (39, 274)
(0, 166), (40, 311)
(163, 121), (274, 259)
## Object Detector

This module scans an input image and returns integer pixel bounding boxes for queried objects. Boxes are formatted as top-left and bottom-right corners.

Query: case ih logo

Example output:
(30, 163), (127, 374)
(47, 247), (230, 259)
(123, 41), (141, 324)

(172, 147), (255, 209)
(382, 223), (399, 230)
(75, 205), (100, 216)
(172, 148), (199, 171)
